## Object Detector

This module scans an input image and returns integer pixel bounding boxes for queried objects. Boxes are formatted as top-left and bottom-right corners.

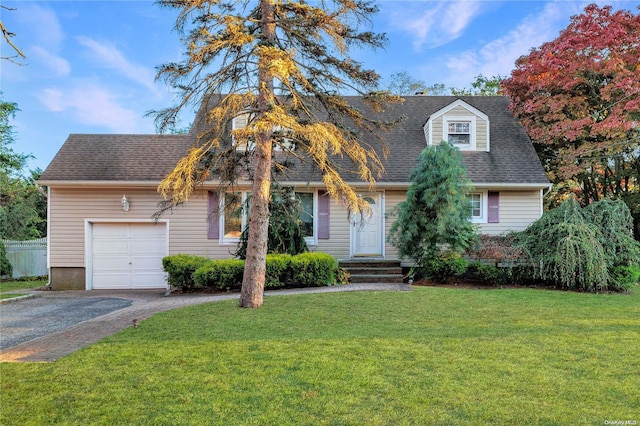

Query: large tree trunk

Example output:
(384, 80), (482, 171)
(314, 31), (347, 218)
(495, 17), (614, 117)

(239, 0), (275, 308)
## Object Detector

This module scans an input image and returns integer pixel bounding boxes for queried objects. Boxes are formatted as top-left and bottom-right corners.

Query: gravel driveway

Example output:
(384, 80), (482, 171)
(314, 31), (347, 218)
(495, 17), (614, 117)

(0, 296), (133, 350)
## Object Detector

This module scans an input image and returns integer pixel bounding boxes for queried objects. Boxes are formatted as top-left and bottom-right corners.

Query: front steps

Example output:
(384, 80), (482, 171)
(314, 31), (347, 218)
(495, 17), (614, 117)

(339, 259), (404, 284)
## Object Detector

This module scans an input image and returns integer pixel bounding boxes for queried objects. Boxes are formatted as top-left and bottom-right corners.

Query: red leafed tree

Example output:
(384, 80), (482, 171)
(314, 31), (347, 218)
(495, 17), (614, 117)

(502, 5), (640, 212)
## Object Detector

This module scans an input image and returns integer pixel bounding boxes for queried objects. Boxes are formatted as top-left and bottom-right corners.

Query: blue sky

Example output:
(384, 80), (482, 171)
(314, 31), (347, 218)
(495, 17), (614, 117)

(2, 0), (639, 172)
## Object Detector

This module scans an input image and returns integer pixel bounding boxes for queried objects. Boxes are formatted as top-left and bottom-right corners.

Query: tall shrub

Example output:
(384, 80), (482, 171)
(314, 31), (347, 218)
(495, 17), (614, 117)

(388, 142), (478, 269)
(516, 198), (640, 292)
(0, 240), (12, 278)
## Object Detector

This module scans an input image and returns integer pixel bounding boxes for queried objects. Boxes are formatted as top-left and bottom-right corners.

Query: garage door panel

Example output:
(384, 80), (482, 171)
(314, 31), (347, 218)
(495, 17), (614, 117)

(93, 273), (132, 290)
(92, 223), (167, 290)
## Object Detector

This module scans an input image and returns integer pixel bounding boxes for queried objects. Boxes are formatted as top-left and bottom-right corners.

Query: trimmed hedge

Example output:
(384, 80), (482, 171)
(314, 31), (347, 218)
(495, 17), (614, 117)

(164, 252), (339, 292)
(162, 254), (211, 291)
(290, 252), (337, 287)
(193, 259), (244, 291)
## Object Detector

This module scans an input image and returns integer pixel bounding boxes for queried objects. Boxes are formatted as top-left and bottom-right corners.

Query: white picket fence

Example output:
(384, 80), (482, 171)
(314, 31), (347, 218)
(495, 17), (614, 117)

(2, 238), (48, 279)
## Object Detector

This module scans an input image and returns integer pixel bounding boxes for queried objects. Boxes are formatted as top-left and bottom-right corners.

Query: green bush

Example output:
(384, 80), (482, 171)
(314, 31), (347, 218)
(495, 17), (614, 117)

(611, 265), (640, 292)
(0, 240), (12, 278)
(162, 254), (212, 291)
(265, 254), (292, 288)
(423, 251), (467, 282)
(193, 259), (245, 290)
(290, 252), (338, 287)
(467, 261), (504, 285)
(515, 198), (640, 292)
(166, 252), (339, 291)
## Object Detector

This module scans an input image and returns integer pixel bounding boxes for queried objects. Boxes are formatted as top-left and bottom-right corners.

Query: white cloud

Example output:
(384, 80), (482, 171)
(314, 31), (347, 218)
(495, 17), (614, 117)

(442, 2), (587, 86)
(389, 1), (483, 50)
(30, 47), (71, 77)
(18, 4), (65, 49)
(76, 36), (159, 94)
(36, 84), (145, 133)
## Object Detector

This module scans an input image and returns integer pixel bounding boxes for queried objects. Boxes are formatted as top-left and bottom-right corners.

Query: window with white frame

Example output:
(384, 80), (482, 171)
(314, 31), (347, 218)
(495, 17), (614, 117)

(467, 192), (487, 223)
(232, 114), (295, 152)
(296, 192), (315, 241)
(232, 113), (254, 151)
(219, 190), (317, 245)
(448, 121), (471, 145)
(222, 192), (248, 242)
(443, 115), (477, 150)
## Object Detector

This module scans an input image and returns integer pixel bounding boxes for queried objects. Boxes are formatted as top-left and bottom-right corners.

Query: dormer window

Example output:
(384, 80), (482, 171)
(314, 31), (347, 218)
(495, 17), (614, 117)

(425, 99), (490, 152)
(448, 121), (471, 145)
(442, 115), (477, 150)
(232, 113), (295, 152)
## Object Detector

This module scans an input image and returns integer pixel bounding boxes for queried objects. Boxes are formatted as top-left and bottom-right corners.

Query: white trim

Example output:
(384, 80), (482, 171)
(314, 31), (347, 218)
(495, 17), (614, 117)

(218, 189), (320, 246)
(46, 186), (51, 271)
(443, 115), (477, 150)
(219, 191), (248, 245)
(424, 99), (490, 152)
(84, 219), (169, 290)
(296, 190), (318, 247)
(468, 191), (488, 224)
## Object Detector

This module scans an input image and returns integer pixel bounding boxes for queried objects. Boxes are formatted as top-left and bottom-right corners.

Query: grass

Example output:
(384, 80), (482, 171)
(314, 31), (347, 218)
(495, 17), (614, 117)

(1, 293), (27, 300)
(0, 278), (47, 294)
(1, 287), (639, 425)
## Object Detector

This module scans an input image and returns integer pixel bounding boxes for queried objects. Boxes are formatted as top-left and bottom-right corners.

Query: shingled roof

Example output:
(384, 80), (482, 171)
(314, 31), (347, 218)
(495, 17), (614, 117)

(39, 96), (549, 187)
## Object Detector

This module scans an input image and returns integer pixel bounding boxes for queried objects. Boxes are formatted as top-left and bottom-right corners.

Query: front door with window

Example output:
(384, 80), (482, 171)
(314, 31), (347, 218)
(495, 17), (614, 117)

(351, 193), (383, 257)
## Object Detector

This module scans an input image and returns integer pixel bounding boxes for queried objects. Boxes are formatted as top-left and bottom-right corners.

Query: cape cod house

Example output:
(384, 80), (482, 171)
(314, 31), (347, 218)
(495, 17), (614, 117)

(38, 96), (550, 290)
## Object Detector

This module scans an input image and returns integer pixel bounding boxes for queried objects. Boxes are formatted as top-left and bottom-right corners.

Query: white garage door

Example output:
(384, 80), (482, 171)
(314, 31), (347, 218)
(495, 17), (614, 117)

(92, 223), (167, 290)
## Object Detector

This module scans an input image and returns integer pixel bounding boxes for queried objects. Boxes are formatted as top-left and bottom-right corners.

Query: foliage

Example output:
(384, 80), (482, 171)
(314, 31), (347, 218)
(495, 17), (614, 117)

(466, 261), (504, 285)
(515, 198), (640, 292)
(388, 142), (478, 268)
(193, 259), (245, 291)
(502, 5), (640, 209)
(423, 251), (468, 282)
(0, 239), (12, 277)
(234, 186), (308, 259)
(162, 254), (212, 291)
(583, 198), (640, 267)
(168, 252), (338, 291)
(386, 71), (447, 95)
(466, 234), (522, 266)
(0, 95), (46, 239)
(611, 265), (640, 292)
(290, 252), (338, 287)
(152, 0), (401, 308)
(450, 74), (504, 96)
(386, 72), (503, 96)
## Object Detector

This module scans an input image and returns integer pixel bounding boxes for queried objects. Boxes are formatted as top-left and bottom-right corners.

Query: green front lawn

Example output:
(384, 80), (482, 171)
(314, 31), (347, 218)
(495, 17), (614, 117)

(0, 279), (47, 294)
(1, 287), (638, 425)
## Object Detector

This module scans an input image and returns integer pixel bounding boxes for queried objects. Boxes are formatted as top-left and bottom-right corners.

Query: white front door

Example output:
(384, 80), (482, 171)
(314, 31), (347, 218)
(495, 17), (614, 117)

(352, 193), (383, 257)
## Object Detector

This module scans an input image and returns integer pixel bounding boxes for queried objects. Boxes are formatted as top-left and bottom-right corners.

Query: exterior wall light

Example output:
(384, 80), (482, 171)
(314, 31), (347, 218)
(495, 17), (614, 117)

(121, 194), (130, 212)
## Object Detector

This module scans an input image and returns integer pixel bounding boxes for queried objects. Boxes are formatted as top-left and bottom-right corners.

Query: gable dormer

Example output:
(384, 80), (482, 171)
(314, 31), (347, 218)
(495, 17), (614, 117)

(423, 99), (490, 152)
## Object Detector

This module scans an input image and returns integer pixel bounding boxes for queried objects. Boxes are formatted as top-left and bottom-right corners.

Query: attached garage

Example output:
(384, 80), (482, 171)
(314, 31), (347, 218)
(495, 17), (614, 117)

(89, 222), (168, 290)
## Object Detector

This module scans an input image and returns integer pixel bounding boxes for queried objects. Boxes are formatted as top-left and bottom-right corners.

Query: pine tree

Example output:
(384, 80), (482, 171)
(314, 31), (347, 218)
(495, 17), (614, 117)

(388, 142), (477, 268)
(151, 0), (400, 307)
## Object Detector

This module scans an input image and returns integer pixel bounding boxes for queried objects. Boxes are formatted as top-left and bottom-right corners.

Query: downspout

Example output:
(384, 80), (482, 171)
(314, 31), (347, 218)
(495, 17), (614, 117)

(36, 183), (52, 289)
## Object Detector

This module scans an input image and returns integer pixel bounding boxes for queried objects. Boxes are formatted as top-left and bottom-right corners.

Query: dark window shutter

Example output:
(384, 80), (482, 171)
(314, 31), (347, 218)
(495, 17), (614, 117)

(488, 191), (499, 223)
(208, 191), (220, 239)
(318, 190), (330, 239)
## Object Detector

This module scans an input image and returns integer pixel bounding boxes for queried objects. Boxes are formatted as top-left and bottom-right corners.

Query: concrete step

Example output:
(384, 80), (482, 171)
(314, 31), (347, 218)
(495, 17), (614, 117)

(346, 267), (403, 275)
(349, 274), (404, 284)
